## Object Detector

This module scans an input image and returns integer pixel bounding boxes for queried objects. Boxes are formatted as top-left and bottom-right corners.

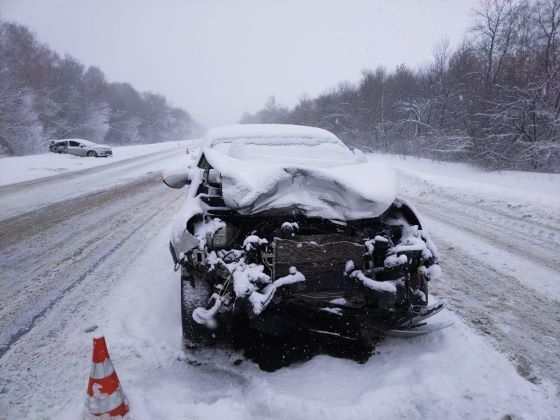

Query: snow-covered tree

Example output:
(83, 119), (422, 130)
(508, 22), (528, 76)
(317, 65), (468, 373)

(0, 18), (196, 156)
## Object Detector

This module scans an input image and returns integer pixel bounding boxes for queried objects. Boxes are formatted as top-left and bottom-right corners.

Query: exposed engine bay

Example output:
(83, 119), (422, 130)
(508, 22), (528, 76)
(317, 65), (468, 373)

(171, 200), (448, 370)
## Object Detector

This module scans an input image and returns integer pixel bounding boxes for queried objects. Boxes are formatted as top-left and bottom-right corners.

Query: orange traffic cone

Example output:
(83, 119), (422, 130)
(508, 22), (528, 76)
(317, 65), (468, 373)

(84, 336), (129, 418)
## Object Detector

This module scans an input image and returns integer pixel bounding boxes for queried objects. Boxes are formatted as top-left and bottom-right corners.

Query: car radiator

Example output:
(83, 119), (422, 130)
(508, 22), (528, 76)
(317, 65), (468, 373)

(272, 234), (364, 291)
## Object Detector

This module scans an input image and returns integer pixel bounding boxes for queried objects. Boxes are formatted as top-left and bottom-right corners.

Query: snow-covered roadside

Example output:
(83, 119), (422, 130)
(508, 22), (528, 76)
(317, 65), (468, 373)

(369, 154), (560, 299)
(368, 154), (560, 227)
(0, 139), (201, 187)
(40, 224), (558, 419)
(368, 153), (560, 391)
(0, 141), (200, 221)
(368, 154), (560, 198)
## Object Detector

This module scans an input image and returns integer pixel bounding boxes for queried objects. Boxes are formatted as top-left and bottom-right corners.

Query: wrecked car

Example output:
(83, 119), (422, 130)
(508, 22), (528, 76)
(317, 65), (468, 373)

(48, 138), (112, 157)
(165, 124), (450, 370)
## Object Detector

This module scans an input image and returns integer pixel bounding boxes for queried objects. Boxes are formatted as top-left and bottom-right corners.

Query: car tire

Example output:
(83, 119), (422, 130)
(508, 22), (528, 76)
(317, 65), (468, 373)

(87, 151), (98, 157)
(180, 270), (214, 349)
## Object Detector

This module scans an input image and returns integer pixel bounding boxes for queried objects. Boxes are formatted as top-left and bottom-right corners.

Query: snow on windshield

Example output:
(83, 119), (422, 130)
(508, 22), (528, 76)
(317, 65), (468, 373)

(207, 124), (340, 144)
(226, 140), (354, 161)
(206, 124), (354, 161)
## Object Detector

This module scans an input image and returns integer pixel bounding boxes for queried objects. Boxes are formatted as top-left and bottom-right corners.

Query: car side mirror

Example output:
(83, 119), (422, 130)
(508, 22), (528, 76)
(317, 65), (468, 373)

(162, 166), (195, 189)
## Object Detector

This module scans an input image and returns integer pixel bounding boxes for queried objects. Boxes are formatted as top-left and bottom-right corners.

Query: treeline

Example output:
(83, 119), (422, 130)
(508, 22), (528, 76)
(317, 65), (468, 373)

(0, 19), (200, 156)
(241, 0), (560, 172)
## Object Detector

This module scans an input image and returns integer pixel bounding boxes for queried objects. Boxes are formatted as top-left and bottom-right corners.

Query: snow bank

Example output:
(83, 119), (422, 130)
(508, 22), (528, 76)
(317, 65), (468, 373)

(370, 153), (560, 300)
(0, 140), (202, 221)
(369, 153), (560, 203)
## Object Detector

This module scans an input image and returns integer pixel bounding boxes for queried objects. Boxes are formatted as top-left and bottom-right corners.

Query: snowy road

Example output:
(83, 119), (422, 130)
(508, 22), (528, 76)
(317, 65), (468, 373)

(0, 146), (192, 221)
(392, 160), (560, 390)
(0, 150), (559, 419)
(0, 174), (182, 357)
(0, 153), (187, 418)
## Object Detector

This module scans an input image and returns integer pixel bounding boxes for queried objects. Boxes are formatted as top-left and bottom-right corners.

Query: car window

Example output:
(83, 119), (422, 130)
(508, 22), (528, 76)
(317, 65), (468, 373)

(69, 141), (80, 147)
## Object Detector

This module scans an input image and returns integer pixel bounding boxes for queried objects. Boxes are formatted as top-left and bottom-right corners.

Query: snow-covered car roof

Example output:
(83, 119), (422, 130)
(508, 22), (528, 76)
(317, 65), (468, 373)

(50, 138), (97, 146)
(75, 139), (98, 146)
(206, 124), (341, 147)
(50, 138), (111, 149)
(204, 124), (355, 163)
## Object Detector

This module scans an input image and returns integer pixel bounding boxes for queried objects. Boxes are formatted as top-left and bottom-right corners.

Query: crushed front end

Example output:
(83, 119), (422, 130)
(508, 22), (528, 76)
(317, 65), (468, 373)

(171, 198), (449, 369)
(166, 127), (451, 369)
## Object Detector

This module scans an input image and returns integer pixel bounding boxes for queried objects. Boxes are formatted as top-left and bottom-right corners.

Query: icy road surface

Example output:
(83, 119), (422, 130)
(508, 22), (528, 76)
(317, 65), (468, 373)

(369, 155), (560, 391)
(0, 149), (558, 419)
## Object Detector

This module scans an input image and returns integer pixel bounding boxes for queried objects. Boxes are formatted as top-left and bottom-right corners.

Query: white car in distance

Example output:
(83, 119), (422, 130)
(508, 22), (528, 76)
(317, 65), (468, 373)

(49, 139), (113, 157)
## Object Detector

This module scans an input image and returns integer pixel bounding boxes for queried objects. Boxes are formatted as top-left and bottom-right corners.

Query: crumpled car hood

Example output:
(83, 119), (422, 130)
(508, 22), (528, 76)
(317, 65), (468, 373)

(204, 148), (397, 221)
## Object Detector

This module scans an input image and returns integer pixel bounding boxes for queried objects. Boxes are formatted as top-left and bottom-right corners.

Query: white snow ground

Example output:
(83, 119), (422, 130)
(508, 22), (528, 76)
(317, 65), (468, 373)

(0, 140), (201, 187)
(368, 154), (560, 299)
(0, 140), (201, 221)
(0, 147), (558, 419)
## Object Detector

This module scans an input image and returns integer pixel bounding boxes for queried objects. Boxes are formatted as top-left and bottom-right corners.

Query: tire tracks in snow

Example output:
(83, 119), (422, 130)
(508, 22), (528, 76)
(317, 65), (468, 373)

(0, 147), (181, 193)
(0, 147), (187, 221)
(0, 177), (183, 358)
(428, 224), (560, 388)
(413, 200), (560, 274)
(0, 175), (158, 249)
(399, 170), (560, 234)
(397, 170), (560, 388)
(0, 187), (183, 418)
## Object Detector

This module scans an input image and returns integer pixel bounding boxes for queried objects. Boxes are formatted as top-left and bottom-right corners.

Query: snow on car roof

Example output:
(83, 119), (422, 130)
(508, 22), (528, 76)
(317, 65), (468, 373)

(206, 124), (341, 147)
(205, 124), (354, 162)
(51, 138), (97, 145)
(73, 139), (97, 146)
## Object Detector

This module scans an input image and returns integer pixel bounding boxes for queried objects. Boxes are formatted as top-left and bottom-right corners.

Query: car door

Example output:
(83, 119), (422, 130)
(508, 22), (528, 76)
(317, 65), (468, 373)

(67, 140), (83, 156)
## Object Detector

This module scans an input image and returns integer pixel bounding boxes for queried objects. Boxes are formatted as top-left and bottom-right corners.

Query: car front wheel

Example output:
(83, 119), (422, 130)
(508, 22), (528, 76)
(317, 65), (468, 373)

(87, 151), (98, 157)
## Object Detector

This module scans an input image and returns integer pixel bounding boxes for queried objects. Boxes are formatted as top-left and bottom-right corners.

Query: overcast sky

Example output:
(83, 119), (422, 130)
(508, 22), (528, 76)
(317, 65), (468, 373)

(2, 0), (477, 128)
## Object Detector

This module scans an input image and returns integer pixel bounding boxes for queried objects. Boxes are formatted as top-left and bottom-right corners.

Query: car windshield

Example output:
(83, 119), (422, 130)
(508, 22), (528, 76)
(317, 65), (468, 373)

(206, 124), (354, 161)
(212, 137), (354, 161)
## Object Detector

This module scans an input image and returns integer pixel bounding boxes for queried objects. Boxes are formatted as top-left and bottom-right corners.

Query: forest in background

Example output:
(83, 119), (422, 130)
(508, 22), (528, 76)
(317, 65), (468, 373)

(0, 18), (200, 157)
(241, 0), (560, 172)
